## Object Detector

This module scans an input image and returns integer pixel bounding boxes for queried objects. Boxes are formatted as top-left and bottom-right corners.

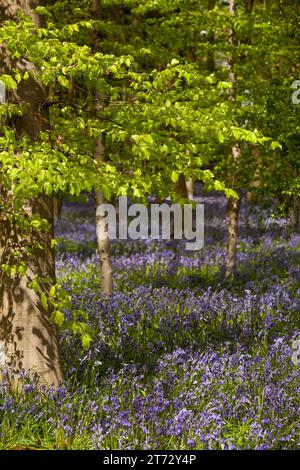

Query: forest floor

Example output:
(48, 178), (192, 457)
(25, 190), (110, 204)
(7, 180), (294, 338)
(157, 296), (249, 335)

(1, 193), (300, 449)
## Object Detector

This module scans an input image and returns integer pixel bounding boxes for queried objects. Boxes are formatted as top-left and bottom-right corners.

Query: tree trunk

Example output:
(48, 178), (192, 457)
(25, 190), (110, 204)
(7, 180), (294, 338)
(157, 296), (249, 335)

(289, 198), (300, 231)
(186, 178), (194, 201)
(90, 1), (113, 297)
(0, 198), (63, 386)
(226, 196), (240, 278)
(94, 137), (113, 297)
(175, 174), (188, 199)
(0, 0), (63, 386)
(246, 147), (262, 203)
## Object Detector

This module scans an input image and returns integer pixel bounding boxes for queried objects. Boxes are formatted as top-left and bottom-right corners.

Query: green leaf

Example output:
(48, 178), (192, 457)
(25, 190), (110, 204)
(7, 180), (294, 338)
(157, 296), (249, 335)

(214, 180), (224, 191)
(271, 141), (282, 151)
(51, 239), (58, 249)
(217, 131), (225, 143)
(0, 75), (17, 90)
(102, 184), (112, 200)
(49, 285), (56, 297)
(18, 264), (27, 276)
(35, 6), (51, 17)
(81, 333), (92, 350)
(58, 76), (70, 88)
(41, 292), (48, 311)
(52, 311), (65, 328)
(171, 171), (179, 183)
(30, 278), (41, 294)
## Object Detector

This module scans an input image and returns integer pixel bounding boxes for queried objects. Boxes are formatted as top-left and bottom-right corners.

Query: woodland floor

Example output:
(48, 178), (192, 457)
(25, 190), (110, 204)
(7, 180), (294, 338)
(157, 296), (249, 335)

(1, 191), (300, 449)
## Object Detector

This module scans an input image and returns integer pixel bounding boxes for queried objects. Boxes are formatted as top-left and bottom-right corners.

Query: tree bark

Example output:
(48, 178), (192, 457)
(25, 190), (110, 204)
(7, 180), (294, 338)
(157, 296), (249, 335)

(0, 0), (63, 386)
(226, 196), (240, 278)
(186, 178), (194, 201)
(289, 198), (300, 231)
(0, 198), (63, 386)
(175, 174), (188, 199)
(90, 0), (113, 297)
(94, 137), (113, 297)
(246, 147), (262, 203)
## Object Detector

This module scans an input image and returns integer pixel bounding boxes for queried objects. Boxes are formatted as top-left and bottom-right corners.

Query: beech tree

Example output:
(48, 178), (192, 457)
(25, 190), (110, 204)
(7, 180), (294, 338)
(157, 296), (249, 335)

(0, 0), (63, 386)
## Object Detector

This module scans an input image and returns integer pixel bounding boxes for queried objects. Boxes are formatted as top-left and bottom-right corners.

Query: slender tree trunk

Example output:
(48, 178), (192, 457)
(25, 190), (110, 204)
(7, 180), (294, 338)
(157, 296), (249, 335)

(226, 195), (241, 278)
(90, 0), (113, 297)
(175, 174), (188, 199)
(0, 0), (63, 386)
(94, 137), (113, 297)
(289, 198), (300, 231)
(246, 147), (262, 203)
(186, 178), (194, 201)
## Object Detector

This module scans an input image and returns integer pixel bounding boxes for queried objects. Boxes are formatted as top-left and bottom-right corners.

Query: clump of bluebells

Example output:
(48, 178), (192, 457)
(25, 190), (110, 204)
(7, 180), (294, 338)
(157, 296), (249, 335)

(0, 200), (299, 449)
